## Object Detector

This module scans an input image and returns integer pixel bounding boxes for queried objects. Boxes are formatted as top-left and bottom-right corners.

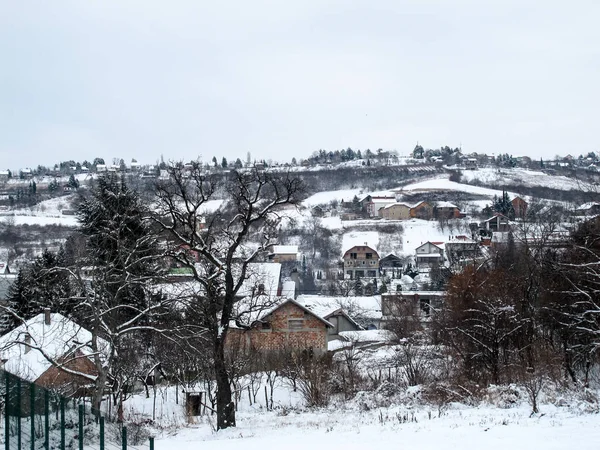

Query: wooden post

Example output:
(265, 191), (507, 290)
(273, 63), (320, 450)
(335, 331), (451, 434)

(264, 386), (268, 411)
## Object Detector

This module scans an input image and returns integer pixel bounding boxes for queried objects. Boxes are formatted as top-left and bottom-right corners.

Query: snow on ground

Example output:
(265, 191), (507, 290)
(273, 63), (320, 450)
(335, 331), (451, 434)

(400, 219), (465, 257)
(399, 177), (514, 198)
(342, 231), (379, 253)
(151, 389), (600, 450)
(461, 167), (594, 191)
(302, 189), (364, 207)
(0, 214), (78, 226)
(9, 195), (76, 217)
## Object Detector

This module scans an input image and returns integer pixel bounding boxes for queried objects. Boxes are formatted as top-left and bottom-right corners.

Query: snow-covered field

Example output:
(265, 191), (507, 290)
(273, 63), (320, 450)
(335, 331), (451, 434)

(0, 194), (79, 226)
(461, 167), (594, 192)
(159, 406), (599, 450)
(130, 378), (600, 450)
(398, 177), (514, 198)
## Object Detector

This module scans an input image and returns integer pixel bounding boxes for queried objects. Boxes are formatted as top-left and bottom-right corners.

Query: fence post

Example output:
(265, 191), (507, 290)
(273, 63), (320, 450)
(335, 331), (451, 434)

(60, 397), (65, 450)
(17, 377), (21, 450)
(44, 390), (49, 450)
(78, 404), (84, 450)
(30, 383), (35, 450)
(149, 436), (154, 450)
(122, 426), (128, 450)
(100, 416), (105, 450)
(5, 371), (9, 450)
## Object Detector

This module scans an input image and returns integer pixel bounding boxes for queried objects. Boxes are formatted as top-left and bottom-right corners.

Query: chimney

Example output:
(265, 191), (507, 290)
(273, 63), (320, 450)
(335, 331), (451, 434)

(44, 308), (51, 326)
(24, 333), (31, 354)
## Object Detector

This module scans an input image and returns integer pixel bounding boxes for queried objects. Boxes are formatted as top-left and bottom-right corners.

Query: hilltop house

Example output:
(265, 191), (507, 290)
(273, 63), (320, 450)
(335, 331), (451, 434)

(0, 311), (109, 396)
(434, 202), (461, 219)
(415, 241), (445, 269)
(445, 235), (479, 267)
(511, 197), (528, 218)
(379, 203), (411, 220)
(362, 195), (397, 217)
(226, 298), (332, 354)
(410, 201), (434, 220)
(343, 244), (380, 279)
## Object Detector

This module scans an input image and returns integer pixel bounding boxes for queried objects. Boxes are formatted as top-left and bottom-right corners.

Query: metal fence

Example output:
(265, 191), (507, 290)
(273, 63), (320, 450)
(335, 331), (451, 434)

(1, 369), (155, 450)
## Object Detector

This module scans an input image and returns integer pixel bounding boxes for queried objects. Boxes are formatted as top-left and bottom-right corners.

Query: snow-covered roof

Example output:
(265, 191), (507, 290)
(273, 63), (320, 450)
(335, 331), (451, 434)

(237, 262), (282, 298)
(577, 202), (600, 211)
(296, 295), (382, 321)
(0, 313), (109, 382)
(382, 202), (410, 210)
(436, 201), (458, 208)
(235, 297), (333, 328)
(270, 245), (299, 255)
(295, 296), (362, 329)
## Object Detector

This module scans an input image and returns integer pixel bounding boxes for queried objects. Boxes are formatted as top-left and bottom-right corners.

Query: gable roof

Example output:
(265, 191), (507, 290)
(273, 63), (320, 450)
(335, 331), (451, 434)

(342, 245), (379, 259)
(253, 298), (333, 328)
(295, 296), (362, 330)
(0, 313), (109, 382)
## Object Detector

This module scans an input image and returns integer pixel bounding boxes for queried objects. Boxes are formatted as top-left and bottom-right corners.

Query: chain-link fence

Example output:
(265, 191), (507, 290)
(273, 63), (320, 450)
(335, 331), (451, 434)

(1, 369), (155, 450)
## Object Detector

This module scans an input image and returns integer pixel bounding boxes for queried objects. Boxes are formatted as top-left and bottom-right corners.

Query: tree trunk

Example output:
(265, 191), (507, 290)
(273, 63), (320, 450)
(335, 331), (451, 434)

(215, 335), (235, 430)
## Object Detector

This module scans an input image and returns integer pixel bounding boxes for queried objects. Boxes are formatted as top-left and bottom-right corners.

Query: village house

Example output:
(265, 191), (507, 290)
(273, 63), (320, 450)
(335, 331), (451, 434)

(444, 235), (480, 267)
(226, 298), (332, 354)
(381, 291), (445, 322)
(378, 203), (411, 220)
(511, 196), (528, 218)
(342, 244), (380, 279)
(434, 201), (461, 219)
(0, 170), (10, 181)
(576, 202), (600, 216)
(414, 241), (445, 269)
(361, 195), (397, 217)
(481, 213), (511, 232)
(295, 296), (362, 342)
(0, 311), (109, 396)
(379, 253), (404, 279)
(410, 201), (434, 220)
(268, 245), (299, 263)
(464, 158), (478, 170)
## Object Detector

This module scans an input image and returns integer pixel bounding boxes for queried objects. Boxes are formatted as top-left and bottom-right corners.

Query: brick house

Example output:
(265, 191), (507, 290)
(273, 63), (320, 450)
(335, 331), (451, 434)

(410, 201), (434, 220)
(434, 201), (461, 219)
(379, 203), (411, 220)
(0, 311), (109, 396)
(342, 245), (380, 279)
(226, 298), (332, 354)
(295, 296), (362, 342)
(511, 196), (528, 218)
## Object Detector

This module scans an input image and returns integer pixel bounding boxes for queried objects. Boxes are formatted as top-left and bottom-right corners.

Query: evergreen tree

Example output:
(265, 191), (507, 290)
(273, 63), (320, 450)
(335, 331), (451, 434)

(221, 157), (228, 168)
(212, 156), (218, 167)
(234, 158), (243, 169)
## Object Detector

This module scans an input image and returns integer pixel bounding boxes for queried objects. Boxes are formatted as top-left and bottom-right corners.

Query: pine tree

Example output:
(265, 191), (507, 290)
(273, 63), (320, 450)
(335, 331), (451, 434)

(221, 157), (228, 168)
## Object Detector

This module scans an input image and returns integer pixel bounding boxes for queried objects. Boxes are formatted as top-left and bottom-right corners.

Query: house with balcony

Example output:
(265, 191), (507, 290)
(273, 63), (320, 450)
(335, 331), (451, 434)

(414, 241), (445, 269)
(342, 244), (380, 279)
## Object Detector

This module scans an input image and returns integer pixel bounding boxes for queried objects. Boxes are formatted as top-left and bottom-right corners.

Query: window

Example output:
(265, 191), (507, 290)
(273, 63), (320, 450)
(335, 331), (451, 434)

(288, 319), (304, 330)
(367, 270), (377, 278)
(350, 252), (358, 259)
(366, 253), (372, 259)
(355, 270), (364, 278)
(261, 321), (271, 330)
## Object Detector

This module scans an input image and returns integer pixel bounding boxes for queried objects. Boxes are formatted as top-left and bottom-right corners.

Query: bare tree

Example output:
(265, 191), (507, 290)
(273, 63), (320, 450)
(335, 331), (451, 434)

(153, 163), (304, 429)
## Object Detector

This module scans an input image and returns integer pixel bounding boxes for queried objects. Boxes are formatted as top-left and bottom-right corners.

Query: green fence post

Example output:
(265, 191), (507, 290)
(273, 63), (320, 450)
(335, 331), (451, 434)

(17, 377), (21, 450)
(122, 425), (127, 450)
(60, 398), (65, 450)
(5, 371), (10, 450)
(30, 383), (35, 450)
(149, 436), (154, 450)
(44, 390), (49, 450)
(78, 404), (84, 450)
(100, 416), (105, 450)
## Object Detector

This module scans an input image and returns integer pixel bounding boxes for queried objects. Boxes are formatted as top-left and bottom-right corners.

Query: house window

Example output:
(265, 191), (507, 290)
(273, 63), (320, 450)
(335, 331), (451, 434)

(355, 270), (364, 278)
(366, 253), (372, 259)
(288, 319), (304, 330)
(346, 270), (353, 280)
(350, 253), (358, 259)
(420, 299), (431, 316)
(262, 322), (271, 330)
(367, 270), (377, 278)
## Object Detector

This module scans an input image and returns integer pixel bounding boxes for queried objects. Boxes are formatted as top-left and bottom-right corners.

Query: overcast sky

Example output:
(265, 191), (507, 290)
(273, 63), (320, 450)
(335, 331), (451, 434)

(1, 1), (599, 169)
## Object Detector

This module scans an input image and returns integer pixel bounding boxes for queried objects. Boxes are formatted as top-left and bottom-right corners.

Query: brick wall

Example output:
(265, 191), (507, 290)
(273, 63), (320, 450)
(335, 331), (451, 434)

(226, 302), (328, 354)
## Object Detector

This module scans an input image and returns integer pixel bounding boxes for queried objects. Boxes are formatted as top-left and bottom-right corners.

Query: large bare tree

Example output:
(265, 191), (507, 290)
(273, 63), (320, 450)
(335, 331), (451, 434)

(153, 163), (304, 429)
